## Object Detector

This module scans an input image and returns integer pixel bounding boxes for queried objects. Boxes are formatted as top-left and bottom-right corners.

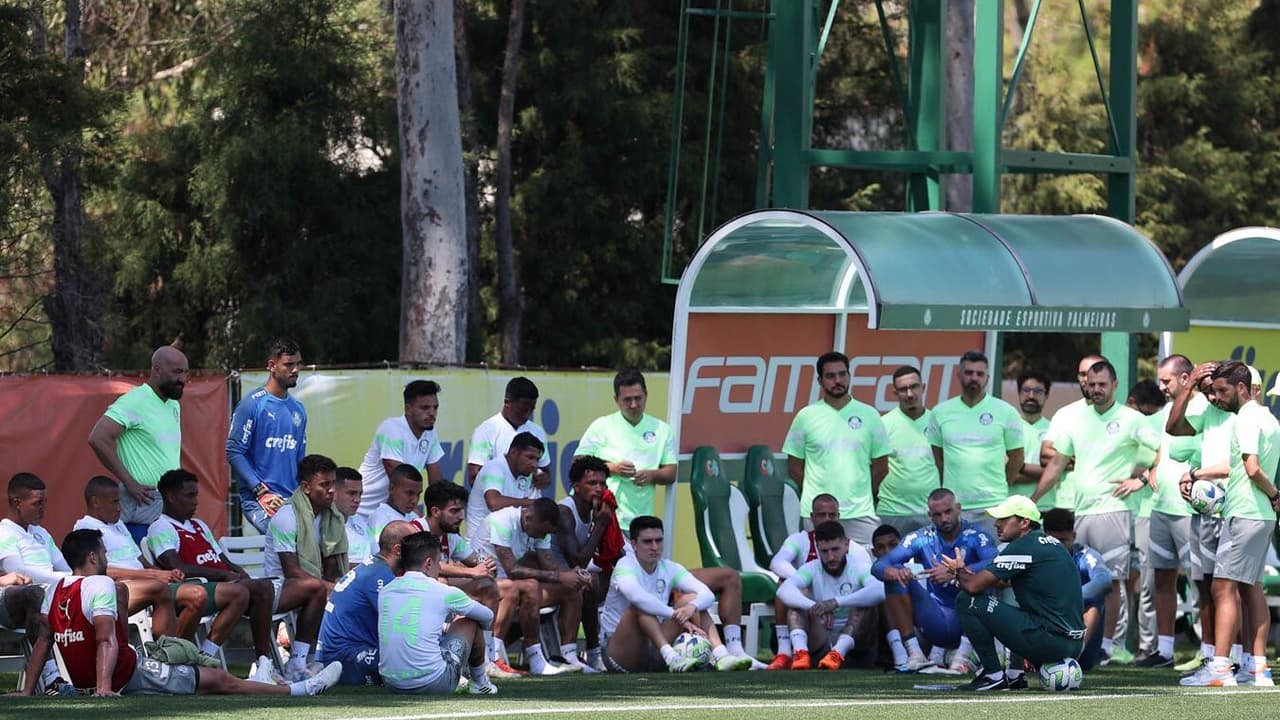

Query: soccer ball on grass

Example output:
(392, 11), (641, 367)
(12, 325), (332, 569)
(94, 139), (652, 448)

(1038, 657), (1083, 691)
(672, 632), (712, 667)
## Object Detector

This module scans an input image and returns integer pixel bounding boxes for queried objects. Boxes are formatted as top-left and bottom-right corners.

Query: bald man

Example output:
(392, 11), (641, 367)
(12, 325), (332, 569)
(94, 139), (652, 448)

(89, 345), (190, 540)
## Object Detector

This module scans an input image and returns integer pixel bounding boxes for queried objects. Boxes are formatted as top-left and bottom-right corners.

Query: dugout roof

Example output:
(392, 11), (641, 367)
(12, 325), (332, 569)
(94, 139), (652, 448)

(684, 210), (1189, 333)
(1176, 226), (1280, 327)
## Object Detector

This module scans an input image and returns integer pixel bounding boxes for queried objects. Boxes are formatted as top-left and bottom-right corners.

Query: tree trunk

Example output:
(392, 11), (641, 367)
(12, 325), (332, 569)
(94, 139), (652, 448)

(395, 0), (468, 363)
(945, 0), (974, 212)
(40, 0), (103, 371)
(454, 0), (484, 363)
(494, 0), (526, 364)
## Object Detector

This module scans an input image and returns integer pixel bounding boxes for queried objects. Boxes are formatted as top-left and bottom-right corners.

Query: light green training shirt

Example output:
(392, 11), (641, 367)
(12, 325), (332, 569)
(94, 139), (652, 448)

(924, 394), (1023, 510)
(783, 398), (890, 519)
(1011, 416), (1055, 510)
(1054, 401), (1159, 516)
(104, 384), (182, 488)
(877, 407), (939, 516)
(1227, 402), (1280, 522)
(577, 411), (677, 532)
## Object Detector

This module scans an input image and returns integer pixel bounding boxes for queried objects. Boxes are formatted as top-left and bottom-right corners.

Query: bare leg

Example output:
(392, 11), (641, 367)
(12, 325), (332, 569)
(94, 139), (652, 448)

(544, 583), (583, 648)
(493, 579), (522, 640)
(515, 579), (541, 647)
(243, 579), (277, 658)
(884, 593), (915, 635)
(1243, 582), (1270, 661)
(1196, 578), (1216, 653)
(195, 666), (292, 695)
(1211, 577), (1239, 659)
(1154, 568), (1178, 636)
(275, 577), (326, 644)
(1103, 579), (1123, 643)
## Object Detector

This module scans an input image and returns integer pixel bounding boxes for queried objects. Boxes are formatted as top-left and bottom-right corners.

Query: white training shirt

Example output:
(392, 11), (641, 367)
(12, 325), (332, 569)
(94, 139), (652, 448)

(465, 457), (538, 545)
(775, 543), (884, 625)
(72, 515), (145, 570)
(370, 502), (421, 539)
(263, 504), (322, 578)
(345, 514), (375, 566)
(472, 507), (551, 578)
(467, 412), (551, 470)
(0, 519), (71, 585)
(599, 554), (713, 635)
(357, 415), (444, 517)
(769, 530), (815, 580)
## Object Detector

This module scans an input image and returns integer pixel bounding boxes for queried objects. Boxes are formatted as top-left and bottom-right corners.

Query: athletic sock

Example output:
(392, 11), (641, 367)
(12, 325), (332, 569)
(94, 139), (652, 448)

(1157, 635), (1174, 658)
(471, 664), (490, 683)
(886, 629), (908, 665)
(286, 641), (310, 673)
(956, 636), (973, 659)
(789, 628), (809, 653)
(985, 670), (1005, 682)
(561, 643), (581, 664)
(929, 646), (947, 666)
(528, 643), (548, 674)
(1101, 637), (1114, 654)
(776, 625), (793, 655)
(201, 640), (221, 657)
(905, 635), (923, 655)
(1212, 656), (1232, 673)
(40, 659), (59, 687)
(1242, 654), (1254, 673)
(289, 681), (306, 696)
(1255, 655), (1269, 672)
(1230, 644), (1243, 664)
(833, 634), (855, 656)
(711, 645), (730, 661)
(493, 638), (508, 665)
(660, 645), (680, 665)
(723, 624), (742, 646)
(484, 631), (495, 661)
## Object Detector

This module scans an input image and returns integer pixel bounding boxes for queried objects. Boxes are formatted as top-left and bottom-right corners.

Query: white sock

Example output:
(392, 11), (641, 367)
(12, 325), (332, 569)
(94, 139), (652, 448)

(660, 644), (680, 664)
(1101, 637), (1114, 654)
(493, 637), (508, 664)
(905, 635), (923, 655)
(833, 634), (855, 656)
(1201, 642), (1214, 659)
(1242, 654), (1254, 672)
(1007, 667), (1024, 679)
(985, 670), (1005, 681)
(1213, 655), (1232, 673)
(40, 659), (60, 686)
(723, 624), (742, 646)
(527, 643), (547, 673)
(288, 641), (310, 667)
(789, 628), (809, 653)
(1255, 655), (1269, 673)
(471, 663), (490, 682)
(289, 680), (307, 696)
(957, 636), (973, 659)
(887, 629), (908, 665)
(930, 646), (947, 665)
(201, 639), (221, 656)
(1230, 644), (1243, 664)
(561, 643), (580, 663)
(484, 631), (494, 660)
(1157, 635), (1174, 658)
(776, 625), (793, 655)
(711, 645), (730, 661)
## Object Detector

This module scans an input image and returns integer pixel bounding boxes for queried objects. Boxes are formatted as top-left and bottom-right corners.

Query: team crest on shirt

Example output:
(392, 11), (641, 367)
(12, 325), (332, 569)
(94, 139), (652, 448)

(979, 413), (994, 426)
(517, 476), (533, 491)
(643, 431), (656, 443)
(838, 581), (854, 595)
(1037, 431), (1047, 442)
(292, 411), (303, 426)
(418, 438), (431, 453)
(656, 579), (668, 596)
(847, 416), (863, 430)
(171, 407), (179, 421)
(1106, 421), (1120, 434)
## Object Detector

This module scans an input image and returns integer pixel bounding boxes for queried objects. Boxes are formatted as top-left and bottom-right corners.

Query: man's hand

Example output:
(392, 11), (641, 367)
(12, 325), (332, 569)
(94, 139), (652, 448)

(807, 598), (838, 618)
(0, 572), (30, 587)
(923, 563), (954, 584)
(1111, 477), (1146, 498)
(938, 548), (965, 573)
(122, 478), (155, 505)
(150, 568), (181, 583)
(532, 468), (551, 490)
(255, 487), (285, 516)
(1178, 472), (1195, 502)
(612, 461), (637, 478)
(477, 556), (498, 577)
(672, 604), (697, 624)
(592, 500), (614, 525)
(1191, 362), (1217, 388)
(633, 470), (652, 487)
(883, 566), (915, 585)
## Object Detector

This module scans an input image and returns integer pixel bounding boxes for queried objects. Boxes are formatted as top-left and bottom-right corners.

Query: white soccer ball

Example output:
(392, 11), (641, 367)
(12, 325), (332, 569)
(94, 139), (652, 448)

(1189, 479), (1226, 515)
(1038, 657), (1083, 691)
(672, 631), (712, 667)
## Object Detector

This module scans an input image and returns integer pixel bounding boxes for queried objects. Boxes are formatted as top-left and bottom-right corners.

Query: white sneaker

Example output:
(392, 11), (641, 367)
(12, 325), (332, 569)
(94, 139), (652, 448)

(248, 655), (284, 685)
(1180, 662), (1236, 687)
(567, 655), (602, 674)
(530, 661), (569, 676)
(1238, 667), (1274, 686)
(469, 675), (499, 695)
(897, 650), (934, 672)
(301, 661), (342, 696)
(487, 659), (526, 679)
(948, 653), (975, 676)
(284, 661), (314, 682)
(586, 653), (608, 673)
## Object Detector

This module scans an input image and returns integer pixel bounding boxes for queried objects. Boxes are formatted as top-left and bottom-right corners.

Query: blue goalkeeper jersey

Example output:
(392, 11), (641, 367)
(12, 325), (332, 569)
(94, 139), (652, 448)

(318, 555), (395, 662)
(227, 386), (307, 500)
(871, 520), (997, 606)
(1070, 542), (1113, 604)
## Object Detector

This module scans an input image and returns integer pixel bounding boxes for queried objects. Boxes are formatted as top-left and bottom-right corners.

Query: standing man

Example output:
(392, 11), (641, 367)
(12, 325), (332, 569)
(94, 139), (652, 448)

(577, 369), (677, 535)
(943, 496), (1085, 692)
(783, 351), (891, 544)
(1011, 369), (1055, 508)
(1039, 355), (1106, 517)
(925, 350), (1024, 535)
(877, 366), (939, 535)
(1033, 359), (1159, 665)
(88, 345), (188, 540)
(228, 337), (308, 533)
(357, 380), (445, 516)
(1136, 355), (1200, 668)
(1172, 361), (1280, 687)
(467, 377), (551, 490)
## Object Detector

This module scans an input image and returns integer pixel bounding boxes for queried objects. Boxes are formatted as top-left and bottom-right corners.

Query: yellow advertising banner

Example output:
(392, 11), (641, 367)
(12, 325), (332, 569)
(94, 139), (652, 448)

(1165, 325), (1280, 418)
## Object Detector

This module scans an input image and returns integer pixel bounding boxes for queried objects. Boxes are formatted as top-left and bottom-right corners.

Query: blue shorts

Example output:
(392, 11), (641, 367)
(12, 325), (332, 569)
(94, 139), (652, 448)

(319, 647), (381, 686)
(888, 579), (962, 649)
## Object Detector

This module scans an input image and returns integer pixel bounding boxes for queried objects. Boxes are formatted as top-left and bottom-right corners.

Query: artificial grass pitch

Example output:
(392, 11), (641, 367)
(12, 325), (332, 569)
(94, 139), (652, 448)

(1, 665), (1276, 720)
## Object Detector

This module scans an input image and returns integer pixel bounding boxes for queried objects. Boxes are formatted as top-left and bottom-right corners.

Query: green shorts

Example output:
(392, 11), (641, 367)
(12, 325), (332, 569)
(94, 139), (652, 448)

(170, 581), (221, 617)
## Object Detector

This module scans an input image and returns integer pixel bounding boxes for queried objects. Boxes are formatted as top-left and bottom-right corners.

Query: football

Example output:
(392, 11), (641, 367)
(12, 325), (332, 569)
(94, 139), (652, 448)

(1189, 479), (1226, 515)
(1038, 657), (1083, 691)
(672, 631), (712, 667)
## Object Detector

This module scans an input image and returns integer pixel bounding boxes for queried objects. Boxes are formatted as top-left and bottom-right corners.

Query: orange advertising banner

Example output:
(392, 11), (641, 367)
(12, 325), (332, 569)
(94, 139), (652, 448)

(0, 375), (230, 541)
(678, 313), (985, 454)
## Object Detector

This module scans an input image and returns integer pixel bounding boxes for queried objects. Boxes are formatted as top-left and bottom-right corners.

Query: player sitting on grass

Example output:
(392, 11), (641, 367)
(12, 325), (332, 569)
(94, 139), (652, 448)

(600, 515), (751, 672)
(1043, 508), (1113, 671)
(766, 493), (840, 670)
(24, 528), (340, 697)
(942, 495), (1085, 691)
(74, 475), (250, 661)
(147, 469), (327, 684)
(871, 488), (997, 674)
(475, 501), (589, 674)
(776, 520), (885, 671)
(316, 520), (415, 685)
(378, 531), (497, 695)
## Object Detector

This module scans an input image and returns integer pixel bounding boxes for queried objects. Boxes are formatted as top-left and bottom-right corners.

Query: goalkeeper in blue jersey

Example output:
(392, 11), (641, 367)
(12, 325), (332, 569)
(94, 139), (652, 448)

(227, 337), (309, 532)
(1044, 508), (1113, 670)
(871, 488), (997, 674)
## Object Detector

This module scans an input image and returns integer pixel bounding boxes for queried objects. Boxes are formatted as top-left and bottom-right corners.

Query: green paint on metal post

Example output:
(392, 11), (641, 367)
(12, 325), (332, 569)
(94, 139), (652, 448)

(907, 0), (943, 211)
(770, 0), (813, 208)
(1102, 0), (1140, 391)
(972, 0), (1004, 214)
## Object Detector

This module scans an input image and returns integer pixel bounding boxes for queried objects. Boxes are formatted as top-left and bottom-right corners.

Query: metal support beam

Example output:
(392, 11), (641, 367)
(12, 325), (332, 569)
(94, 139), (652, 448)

(972, 0), (1004, 214)
(1103, 0), (1139, 391)
(907, 0), (944, 211)
(770, 0), (813, 208)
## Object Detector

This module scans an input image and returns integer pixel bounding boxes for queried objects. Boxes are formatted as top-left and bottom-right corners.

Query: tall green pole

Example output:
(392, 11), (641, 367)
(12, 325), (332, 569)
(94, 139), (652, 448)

(907, 0), (944, 212)
(770, 0), (813, 209)
(1101, 0), (1139, 390)
(972, 0), (1003, 214)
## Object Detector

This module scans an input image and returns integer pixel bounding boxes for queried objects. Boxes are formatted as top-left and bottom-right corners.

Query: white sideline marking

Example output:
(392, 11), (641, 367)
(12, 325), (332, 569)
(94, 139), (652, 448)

(352, 688), (1280, 720)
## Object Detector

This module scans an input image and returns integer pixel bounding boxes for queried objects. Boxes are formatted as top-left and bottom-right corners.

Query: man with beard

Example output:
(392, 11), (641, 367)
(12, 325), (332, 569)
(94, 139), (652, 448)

(89, 345), (189, 541)
(227, 337), (308, 533)
(925, 351), (1024, 537)
(1011, 369), (1056, 509)
(877, 366), (939, 535)
(783, 351), (891, 544)
(356, 380), (445, 516)
(1171, 361), (1280, 687)
(1032, 359), (1158, 666)
(1038, 355), (1105, 516)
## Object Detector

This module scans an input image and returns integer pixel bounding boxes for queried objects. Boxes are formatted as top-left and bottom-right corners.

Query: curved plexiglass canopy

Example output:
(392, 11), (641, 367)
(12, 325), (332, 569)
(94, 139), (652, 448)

(685, 210), (1189, 333)
(1177, 227), (1280, 327)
